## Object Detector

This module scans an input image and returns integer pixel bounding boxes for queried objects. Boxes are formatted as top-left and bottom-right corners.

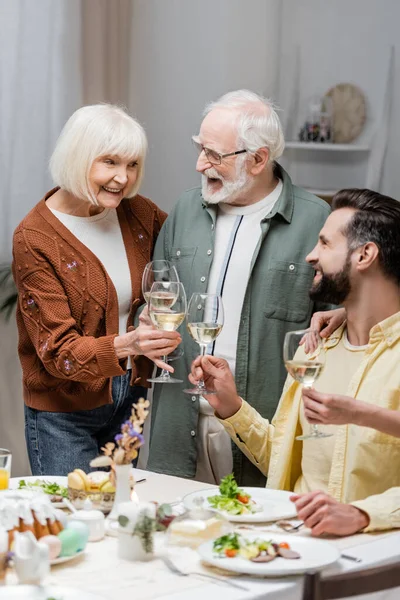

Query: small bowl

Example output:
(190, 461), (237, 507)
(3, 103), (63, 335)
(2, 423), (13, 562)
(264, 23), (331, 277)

(67, 488), (115, 514)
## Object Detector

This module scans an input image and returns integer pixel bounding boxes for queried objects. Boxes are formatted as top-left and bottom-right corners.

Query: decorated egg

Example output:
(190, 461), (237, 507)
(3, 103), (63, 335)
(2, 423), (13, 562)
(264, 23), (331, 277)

(39, 534), (62, 560)
(66, 519), (89, 550)
(57, 528), (82, 557)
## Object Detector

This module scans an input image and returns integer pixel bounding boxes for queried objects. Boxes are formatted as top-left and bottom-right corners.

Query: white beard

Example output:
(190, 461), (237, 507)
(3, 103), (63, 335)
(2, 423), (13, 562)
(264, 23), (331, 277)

(201, 157), (252, 205)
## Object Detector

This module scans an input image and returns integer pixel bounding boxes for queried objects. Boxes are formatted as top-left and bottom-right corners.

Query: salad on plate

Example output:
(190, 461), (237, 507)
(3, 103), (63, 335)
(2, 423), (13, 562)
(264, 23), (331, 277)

(213, 532), (300, 562)
(207, 474), (261, 515)
(18, 479), (68, 503)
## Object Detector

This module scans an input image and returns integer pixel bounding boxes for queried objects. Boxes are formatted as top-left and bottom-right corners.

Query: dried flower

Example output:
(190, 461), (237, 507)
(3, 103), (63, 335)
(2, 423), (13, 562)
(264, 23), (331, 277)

(90, 398), (149, 469)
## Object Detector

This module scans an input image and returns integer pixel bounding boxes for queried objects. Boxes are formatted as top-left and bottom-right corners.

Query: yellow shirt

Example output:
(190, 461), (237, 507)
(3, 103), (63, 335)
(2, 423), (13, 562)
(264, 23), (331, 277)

(295, 331), (366, 495)
(220, 313), (400, 531)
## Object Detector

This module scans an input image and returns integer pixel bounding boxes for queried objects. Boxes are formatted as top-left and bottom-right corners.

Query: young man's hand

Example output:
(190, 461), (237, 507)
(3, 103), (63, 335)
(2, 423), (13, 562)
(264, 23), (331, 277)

(290, 490), (369, 536)
(189, 355), (242, 419)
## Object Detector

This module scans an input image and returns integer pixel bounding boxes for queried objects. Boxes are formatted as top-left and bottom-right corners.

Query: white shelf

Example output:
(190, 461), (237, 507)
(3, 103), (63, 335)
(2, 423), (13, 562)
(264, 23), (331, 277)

(285, 142), (370, 152)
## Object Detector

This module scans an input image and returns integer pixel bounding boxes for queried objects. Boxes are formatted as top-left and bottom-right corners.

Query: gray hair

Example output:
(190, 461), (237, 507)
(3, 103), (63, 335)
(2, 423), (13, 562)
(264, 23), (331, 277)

(204, 89), (285, 163)
(50, 104), (148, 205)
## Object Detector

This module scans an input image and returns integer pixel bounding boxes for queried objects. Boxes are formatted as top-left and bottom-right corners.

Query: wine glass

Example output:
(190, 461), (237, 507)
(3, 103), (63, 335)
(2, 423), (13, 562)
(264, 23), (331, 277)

(147, 281), (187, 384)
(142, 260), (179, 303)
(283, 329), (331, 440)
(183, 293), (224, 395)
(142, 261), (183, 362)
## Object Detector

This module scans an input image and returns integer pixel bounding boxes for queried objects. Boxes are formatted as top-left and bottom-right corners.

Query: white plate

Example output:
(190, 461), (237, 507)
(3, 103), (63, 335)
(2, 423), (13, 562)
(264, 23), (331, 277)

(198, 532), (340, 576)
(10, 476), (68, 508)
(183, 487), (297, 523)
(0, 585), (105, 599)
(51, 549), (86, 566)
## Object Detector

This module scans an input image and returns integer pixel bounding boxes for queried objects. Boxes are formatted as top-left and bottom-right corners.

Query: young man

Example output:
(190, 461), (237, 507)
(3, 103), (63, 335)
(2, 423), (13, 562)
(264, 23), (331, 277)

(190, 189), (400, 536)
(147, 90), (331, 486)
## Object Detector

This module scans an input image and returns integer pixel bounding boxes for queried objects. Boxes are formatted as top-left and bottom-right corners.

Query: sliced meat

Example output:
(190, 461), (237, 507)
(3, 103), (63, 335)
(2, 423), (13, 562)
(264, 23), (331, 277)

(278, 548), (301, 559)
(250, 554), (276, 563)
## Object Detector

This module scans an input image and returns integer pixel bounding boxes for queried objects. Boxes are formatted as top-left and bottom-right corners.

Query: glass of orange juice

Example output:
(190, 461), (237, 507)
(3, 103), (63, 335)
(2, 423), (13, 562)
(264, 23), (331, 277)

(0, 449), (11, 490)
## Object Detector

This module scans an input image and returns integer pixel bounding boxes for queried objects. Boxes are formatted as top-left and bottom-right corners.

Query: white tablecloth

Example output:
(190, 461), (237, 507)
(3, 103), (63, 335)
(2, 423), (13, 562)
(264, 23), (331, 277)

(7, 470), (400, 600)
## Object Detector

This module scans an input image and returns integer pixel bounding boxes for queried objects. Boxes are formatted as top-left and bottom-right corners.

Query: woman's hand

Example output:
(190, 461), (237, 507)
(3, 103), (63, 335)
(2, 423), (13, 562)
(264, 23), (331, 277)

(310, 307), (346, 339)
(138, 304), (152, 327)
(189, 355), (242, 419)
(114, 323), (181, 372)
(300, 308), (346, 353)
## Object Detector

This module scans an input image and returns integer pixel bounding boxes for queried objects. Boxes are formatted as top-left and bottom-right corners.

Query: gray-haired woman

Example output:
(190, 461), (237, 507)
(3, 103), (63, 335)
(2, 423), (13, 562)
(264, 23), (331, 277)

(12, 104), (180, 475)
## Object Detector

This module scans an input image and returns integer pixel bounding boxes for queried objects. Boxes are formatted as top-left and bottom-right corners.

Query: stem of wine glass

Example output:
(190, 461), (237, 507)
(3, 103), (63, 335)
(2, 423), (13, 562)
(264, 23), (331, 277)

(304, 382), (321, 435)
(196, 343), (207, 393)
(160, 356), (170, 380)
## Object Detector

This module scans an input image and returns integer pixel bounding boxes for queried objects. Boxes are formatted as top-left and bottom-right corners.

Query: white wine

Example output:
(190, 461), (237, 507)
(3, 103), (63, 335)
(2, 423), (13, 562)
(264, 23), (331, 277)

(150, 311), (185, 331)
(148, 291), (177, 309)
(144, 291), (150, 303)
(187, 322), (223, 344)
(285, 360), (324, 386)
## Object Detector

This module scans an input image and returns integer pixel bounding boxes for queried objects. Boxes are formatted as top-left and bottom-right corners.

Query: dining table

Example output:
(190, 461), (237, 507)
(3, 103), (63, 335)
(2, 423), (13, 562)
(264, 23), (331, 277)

(6, 469), (400, 600)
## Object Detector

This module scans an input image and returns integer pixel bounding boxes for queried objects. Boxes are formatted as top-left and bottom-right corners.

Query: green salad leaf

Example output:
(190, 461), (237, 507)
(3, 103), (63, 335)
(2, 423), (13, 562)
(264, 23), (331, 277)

(18, 479), (68, 498)
(213, 533), (241, 555)
(207, 474), (254, 515)
(219, 473), (242, 498)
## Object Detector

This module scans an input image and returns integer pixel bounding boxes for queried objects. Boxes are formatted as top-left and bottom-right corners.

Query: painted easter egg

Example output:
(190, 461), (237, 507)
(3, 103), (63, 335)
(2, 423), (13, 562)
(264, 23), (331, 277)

(39, 535), (62, 560)
(66, 519), (89, 550)
(57, 528), (82, 557)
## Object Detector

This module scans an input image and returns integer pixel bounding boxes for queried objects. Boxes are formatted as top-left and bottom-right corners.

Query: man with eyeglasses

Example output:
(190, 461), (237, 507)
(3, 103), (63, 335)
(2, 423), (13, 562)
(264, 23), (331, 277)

(146, 89), (331, 487)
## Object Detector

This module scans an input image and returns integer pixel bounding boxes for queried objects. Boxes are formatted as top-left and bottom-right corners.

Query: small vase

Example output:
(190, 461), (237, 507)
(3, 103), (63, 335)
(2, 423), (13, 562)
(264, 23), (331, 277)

(107, 464), (132, 522)
(118, 529), (154, 562)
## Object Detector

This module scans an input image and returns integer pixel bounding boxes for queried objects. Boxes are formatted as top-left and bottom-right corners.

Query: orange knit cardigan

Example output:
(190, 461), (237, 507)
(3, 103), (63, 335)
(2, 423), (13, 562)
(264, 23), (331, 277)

(12, 188), (167, 412)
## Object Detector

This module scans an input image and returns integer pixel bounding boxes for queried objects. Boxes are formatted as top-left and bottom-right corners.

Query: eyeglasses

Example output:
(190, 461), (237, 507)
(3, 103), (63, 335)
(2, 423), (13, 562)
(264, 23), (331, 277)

(192, 137), (247, 165)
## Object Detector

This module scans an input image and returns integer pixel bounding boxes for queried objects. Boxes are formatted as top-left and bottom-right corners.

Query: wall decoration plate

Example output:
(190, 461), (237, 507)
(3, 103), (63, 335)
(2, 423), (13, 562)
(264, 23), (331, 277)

(325, 83), (366, 143)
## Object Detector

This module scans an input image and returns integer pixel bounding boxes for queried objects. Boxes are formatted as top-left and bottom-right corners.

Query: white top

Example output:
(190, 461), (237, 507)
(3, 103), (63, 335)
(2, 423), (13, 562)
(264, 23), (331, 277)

(206, 180), (283, 374)
(196, 181), (283, 483)
(50, 208), (132, 367)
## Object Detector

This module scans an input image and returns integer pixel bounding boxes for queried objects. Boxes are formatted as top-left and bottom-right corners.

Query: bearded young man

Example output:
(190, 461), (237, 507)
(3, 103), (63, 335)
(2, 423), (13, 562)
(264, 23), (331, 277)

(189, 189), (400, 536)
(145, 90), (331, 486)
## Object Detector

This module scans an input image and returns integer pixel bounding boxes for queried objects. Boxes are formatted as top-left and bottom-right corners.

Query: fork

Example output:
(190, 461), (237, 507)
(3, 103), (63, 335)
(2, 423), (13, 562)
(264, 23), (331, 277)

(161, 555), (249, 591)
(276, 520), (304, 532)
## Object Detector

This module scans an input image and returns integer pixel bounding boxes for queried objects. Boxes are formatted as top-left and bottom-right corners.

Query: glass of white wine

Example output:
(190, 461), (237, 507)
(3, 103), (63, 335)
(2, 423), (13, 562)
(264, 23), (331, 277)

(183, 293), (224, 395)
(147, 281), (187, 384)
(142, 261), (183, 361)
(283, 328), (331, 440)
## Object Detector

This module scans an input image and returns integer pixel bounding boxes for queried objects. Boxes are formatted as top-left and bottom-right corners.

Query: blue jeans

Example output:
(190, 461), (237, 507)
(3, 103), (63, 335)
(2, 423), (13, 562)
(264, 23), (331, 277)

(24, 371), (147, 476)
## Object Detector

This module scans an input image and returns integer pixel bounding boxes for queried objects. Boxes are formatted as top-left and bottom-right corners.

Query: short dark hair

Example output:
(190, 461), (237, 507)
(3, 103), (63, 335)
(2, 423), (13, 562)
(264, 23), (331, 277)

(332, 188), (400, 285)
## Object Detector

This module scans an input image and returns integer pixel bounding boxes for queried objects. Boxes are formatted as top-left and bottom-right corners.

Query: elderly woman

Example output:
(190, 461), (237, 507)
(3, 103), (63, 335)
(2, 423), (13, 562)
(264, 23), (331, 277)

(12, 104), (180, 475)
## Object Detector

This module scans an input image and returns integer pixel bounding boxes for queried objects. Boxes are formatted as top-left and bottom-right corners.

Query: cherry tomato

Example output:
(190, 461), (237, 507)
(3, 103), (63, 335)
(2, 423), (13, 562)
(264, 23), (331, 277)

(278, 542), (290, 550)
(225, 548), (238, 558)
(237, 494), (249, 504)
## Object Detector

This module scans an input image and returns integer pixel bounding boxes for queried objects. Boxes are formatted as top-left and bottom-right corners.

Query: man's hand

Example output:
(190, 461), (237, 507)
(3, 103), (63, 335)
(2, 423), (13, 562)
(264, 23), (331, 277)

(310, 307), (346, 339)
(302, 387), (360, 426)
(290, 491), (369, 536)
(189, 355), (242, 419)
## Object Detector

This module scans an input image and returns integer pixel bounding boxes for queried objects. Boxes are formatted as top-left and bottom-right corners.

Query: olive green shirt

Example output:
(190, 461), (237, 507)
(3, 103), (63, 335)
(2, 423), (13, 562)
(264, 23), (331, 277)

(147, 164), (331, 486)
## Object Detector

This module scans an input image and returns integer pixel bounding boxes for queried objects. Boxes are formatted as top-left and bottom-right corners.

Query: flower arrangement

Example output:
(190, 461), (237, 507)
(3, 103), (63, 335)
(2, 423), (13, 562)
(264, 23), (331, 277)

(90, 398), (150, 481)
(118, 503), (174, 554)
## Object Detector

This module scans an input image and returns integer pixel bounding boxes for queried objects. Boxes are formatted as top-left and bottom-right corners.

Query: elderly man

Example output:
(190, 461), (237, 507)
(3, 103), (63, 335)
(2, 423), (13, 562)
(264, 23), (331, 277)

(147, 90), (331, 486)
(190, 189), (400, 536)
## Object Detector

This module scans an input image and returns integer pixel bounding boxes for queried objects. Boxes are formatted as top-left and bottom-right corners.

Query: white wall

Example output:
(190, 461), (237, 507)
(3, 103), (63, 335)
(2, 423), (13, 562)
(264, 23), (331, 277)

(129, 0), (282, 212)
(278, 0), (400, 197)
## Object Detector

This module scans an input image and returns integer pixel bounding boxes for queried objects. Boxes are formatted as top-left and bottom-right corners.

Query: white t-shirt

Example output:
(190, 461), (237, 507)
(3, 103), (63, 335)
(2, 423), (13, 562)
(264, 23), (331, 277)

(195, 180), (283, 484)
(50, 207), (132, 366)
(207, 179), (283, 374)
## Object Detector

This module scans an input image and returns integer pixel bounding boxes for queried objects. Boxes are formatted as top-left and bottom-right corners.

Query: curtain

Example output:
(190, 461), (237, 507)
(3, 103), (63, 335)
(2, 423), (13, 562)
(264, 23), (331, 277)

(0, 0), (83, 475)
(81, 0), (132, 105)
